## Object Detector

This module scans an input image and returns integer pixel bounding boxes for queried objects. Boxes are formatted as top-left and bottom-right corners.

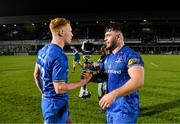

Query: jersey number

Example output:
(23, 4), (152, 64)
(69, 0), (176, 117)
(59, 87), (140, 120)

(38, 64), (45, 80)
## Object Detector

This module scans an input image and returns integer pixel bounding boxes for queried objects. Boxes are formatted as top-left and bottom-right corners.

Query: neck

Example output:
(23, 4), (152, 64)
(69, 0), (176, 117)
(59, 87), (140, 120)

(51, 35), (64, 48)
(112, 42), (124, 54)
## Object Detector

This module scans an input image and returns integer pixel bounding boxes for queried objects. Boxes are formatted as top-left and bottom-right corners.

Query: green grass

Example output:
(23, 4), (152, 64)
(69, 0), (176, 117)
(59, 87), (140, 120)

(0, 55), (180, 123)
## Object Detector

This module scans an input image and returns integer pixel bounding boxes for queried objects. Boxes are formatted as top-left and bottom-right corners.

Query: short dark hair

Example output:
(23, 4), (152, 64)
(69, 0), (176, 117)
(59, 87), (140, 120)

(105, 22), (123, 33)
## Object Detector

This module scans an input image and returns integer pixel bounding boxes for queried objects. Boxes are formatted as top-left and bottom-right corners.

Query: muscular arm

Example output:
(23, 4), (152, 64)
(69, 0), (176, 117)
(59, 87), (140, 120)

(53, 72), (92, 94)
(88, 62), (106, 83)
(33, 63), (42, 94)
(112, 66), (144, 97)
(99, 66), (144, 109)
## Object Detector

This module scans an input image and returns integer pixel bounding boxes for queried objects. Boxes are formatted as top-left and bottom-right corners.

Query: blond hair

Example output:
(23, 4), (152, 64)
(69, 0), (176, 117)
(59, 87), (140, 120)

(49, 17), (70, 33)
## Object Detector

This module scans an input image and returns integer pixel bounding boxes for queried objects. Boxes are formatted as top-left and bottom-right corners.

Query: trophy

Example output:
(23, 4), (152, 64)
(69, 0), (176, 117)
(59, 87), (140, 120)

(79, 40), (94, 99)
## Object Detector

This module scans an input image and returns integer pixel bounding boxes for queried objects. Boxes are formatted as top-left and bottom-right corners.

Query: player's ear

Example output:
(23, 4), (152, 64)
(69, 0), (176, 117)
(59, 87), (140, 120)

(58, 29), (63, 37)
(117, 32), (122, 40)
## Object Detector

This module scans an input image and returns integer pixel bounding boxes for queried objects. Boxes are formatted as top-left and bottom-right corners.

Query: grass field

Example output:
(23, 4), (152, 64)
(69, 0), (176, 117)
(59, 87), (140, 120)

(0, 55), (180, 123)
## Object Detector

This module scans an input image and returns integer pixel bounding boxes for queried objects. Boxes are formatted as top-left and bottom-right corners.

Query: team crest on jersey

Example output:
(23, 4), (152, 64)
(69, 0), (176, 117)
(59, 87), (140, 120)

(128, 58), (140, 66)
(115, 57), (122, 63)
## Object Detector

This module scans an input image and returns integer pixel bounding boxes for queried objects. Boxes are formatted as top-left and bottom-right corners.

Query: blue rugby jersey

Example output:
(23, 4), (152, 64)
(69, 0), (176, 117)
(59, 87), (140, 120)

(36, 43), (68, 100)
(104, 45), (144, 115)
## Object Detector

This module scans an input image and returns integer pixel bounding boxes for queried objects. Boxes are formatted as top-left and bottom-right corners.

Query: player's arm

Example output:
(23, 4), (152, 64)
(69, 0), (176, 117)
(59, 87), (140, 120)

(33, 63), (42, 94)
(113, 66), (144, 96)
(53, 71), (92, 94)
(84, 62), (99, 71)
(89, 61), (107, 83)
(99, 66), (144, 109)
(84, 62), (101, 83)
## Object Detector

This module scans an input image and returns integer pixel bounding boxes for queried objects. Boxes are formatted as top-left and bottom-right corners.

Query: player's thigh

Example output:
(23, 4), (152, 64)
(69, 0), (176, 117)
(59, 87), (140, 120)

(41, 97), (68, 123)
(106, 111), (138, 124)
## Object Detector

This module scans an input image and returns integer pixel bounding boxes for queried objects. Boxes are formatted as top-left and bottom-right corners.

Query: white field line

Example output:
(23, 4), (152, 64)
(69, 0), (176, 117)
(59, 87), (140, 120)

(150, 62), (159, 67)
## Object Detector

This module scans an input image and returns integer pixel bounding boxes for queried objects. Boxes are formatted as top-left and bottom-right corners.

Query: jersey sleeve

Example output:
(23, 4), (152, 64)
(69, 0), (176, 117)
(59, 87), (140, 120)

(126, 51), (144, 69)
(36, 48), (46, 65)
(97, 56), (108, 73)
(52, 58), (68, 82)
(97, 59), (104, 72)
(36, 51), (41, 64)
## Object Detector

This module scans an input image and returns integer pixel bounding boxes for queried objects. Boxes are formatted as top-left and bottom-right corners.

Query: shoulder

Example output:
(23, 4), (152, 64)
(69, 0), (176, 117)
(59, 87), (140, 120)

(123, 46), (135, 54)
(47, 44), (67, 61)
(121, 46), (144, 66)
(122, 46), (141, 58)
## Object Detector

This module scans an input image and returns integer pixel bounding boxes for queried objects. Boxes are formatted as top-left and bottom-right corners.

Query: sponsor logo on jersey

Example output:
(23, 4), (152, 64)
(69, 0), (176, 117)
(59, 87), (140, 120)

(105, 69), (121, 74)
(128, 58), (140, 66)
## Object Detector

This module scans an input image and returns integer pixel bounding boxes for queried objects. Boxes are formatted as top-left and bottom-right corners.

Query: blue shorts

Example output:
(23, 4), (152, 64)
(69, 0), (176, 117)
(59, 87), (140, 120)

(74, 54), (80, 61)
(41, 97), (69, 123)
(106, 111), (138, 124)
(74, 57), (80, 61)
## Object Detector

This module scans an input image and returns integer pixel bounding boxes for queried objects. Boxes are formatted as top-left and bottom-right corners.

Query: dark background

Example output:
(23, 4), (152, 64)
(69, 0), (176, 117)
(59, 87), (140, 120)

(0, 0), (180, 17)
(0, 0), (180, 24)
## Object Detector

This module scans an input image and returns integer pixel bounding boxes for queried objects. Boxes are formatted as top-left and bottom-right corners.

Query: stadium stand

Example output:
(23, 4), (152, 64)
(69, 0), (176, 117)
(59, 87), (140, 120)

(0, 19), (180, 55)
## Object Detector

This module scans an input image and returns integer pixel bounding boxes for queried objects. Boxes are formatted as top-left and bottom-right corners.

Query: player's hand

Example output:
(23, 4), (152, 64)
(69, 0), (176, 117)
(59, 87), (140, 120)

(81, 71), (92, 84)
(83, 63), (89, 70)
(99, 92), (116, 109)
(92, 62), (99, 68)
(92, 62), (100, 70)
